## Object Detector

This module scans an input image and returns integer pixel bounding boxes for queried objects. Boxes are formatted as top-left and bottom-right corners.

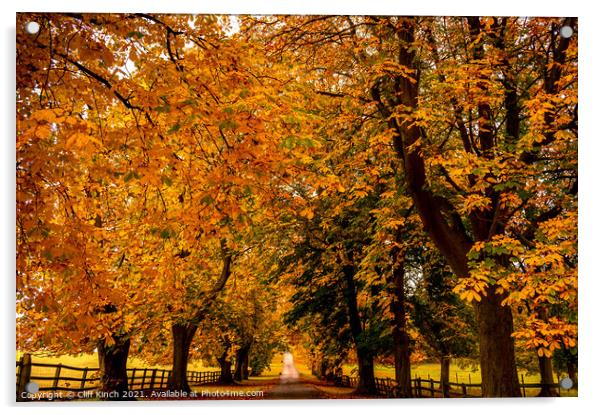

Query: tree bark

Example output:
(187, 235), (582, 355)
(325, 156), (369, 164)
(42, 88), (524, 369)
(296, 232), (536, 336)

(537, 355), (559, 397)
(168, 323), (197, 392)
(217, 348), (235, 385)
(97, 334), (131, 400)
(234, 343), (251, 382)
(475, 286), (521, 397)
(318, 360), (326, 379)
(342, 263), (377, 395)
(567, 360), (577, 385)
(440, 356), (450, 397)
(356, 353), (377, 395)
(242, 352), (250, 379)
(389, 246), (412, 397)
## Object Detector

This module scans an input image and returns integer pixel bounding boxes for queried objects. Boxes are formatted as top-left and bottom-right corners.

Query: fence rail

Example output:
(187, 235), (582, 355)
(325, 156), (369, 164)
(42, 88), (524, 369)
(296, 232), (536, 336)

(334, 374), (572, 398)
(16, 354), (222, 400)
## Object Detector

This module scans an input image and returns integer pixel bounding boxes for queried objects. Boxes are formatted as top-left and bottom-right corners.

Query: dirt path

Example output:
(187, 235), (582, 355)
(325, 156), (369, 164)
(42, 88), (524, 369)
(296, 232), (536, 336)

(266, 379), (326, 399)
(265, 352), (326, 399)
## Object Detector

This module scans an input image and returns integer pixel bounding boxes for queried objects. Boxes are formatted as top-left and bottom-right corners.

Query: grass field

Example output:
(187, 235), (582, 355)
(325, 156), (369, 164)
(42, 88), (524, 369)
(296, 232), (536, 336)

(342, 362), (544, 384)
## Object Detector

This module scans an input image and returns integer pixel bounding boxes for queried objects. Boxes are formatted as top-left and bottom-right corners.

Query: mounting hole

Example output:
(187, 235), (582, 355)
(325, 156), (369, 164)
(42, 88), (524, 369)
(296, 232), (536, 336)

(25, 381), (39, 394)
(559, 377), (574, 390)
(25, 21), (40, 35)
(559, 25), (573, 39)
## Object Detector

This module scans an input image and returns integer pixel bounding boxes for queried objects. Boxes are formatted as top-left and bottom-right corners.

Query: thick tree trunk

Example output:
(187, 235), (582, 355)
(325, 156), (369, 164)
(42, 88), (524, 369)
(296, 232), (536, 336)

(440, 356), (450, 397)
(234, 343), (251, 382)
(537, 355), (559, 397)
(343, 263), (377, 395)
(97, 334), (131, 400)
(217, 345), (235, 385)
(475, 287), (521, 397)
(356, 352), (377, 395)
(389, 248), (412, 398)
(168, 323), (197, 392)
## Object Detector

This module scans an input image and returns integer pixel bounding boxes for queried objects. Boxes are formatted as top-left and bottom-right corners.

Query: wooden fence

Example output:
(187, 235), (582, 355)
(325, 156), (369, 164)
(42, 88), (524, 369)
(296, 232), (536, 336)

(16, 354), (221, 400)
(335, 374), (572, 398)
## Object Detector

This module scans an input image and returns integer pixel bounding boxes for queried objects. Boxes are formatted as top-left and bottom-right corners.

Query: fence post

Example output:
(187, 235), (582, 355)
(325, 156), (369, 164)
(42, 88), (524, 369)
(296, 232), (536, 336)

(521, 374), (526, 397)
(442, 380), (449, 398)
(130, 369), (136, 389)
(80, 367), (89, 390)
(141, 369), (147, 390)
(417, 377), (422, 398)
(150, 369), (157, 390)
(16, 353), (32, 401)
(462, 383), (467, 397)
(430, 379), (435, 397)
(52, 364), (62, 390)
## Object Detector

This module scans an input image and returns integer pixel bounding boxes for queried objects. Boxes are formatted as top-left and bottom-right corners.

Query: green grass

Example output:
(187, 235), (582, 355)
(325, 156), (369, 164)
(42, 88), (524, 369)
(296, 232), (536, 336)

(343, 361), (542, 384)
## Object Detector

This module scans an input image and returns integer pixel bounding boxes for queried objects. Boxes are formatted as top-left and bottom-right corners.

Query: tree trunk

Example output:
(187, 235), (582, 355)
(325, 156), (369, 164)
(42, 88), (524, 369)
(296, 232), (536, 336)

(389, 247), (412, 398)
(567, 360), (577, 385)
(343, 263), (377, 395)
(234, 343), (251, 382)
(217, 346), (235, 385)
(168, 323), (197, 393)
(242, 351), (250, 379)
(537, 355), (559, 397)
(242, 353), (249, 379)
(319, 359), (329, 379)
(97, 334), (131, 400)
(475, 287), (521, 397)
(440, 356), (450, 397)
(356, 352), (377, 395)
